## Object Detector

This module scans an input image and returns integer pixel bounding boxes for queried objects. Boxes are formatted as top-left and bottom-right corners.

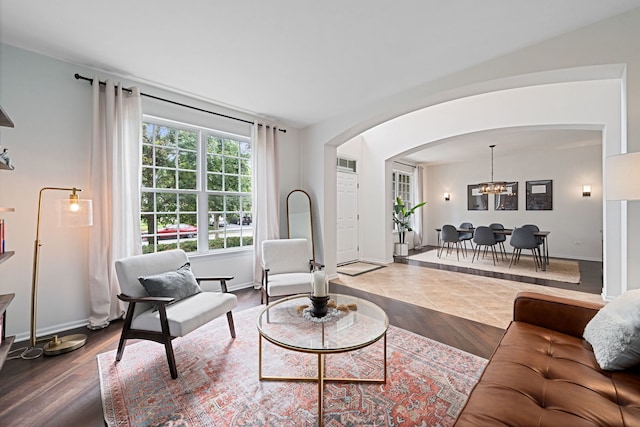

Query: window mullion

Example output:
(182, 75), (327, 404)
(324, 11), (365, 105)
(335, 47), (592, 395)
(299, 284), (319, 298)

(197, 129), (208, 251)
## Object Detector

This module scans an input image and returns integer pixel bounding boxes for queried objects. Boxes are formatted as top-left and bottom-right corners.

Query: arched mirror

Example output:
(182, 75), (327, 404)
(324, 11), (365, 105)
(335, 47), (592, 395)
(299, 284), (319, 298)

(287, 189), (314, 261)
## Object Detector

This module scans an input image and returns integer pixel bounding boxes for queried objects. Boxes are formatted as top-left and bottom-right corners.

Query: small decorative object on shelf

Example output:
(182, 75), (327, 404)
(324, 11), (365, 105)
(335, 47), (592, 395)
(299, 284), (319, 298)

(0, 147), (11, 170)
(310, 270), (329, 317)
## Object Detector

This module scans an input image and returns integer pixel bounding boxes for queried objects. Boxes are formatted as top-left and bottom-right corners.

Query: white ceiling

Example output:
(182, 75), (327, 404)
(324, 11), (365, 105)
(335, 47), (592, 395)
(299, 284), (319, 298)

(1, 1), (640, 128)
(400, 128), (603, 165)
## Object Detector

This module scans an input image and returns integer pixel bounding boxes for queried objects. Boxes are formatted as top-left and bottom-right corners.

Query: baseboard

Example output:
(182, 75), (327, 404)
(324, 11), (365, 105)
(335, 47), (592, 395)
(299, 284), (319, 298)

(14, 319), (90, 344)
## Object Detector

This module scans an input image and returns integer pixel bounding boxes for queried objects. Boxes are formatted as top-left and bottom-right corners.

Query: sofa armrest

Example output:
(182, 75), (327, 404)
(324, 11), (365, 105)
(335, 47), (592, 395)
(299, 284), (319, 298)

(513, 292), (604, 337)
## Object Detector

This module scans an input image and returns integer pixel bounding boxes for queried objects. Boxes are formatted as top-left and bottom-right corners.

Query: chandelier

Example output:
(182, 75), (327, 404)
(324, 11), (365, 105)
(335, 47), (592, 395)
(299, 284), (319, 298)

(478, 144), (508, 195)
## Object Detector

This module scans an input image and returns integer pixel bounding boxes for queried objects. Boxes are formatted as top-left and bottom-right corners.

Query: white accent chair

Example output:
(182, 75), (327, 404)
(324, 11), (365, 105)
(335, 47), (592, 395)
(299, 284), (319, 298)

(114, 249), (237, 379)
(261, 238), (323, 304)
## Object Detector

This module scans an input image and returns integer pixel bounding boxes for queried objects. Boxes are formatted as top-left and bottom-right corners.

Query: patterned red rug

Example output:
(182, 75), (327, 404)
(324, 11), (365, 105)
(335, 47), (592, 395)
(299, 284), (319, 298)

(98, 305), (487, 426)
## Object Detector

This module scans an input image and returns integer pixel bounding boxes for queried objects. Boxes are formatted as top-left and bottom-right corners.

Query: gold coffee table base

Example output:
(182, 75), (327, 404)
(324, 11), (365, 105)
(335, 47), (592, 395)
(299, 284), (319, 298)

(258, 333), (387, 427)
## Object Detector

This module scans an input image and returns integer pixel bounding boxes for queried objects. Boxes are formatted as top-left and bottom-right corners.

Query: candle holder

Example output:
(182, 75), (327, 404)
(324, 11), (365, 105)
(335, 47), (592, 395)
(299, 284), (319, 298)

(309, 295), (330, 318)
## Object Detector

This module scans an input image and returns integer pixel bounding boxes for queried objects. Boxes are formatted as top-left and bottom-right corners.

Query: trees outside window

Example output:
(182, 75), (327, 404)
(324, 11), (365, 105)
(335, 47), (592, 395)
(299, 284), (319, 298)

(141, 120), (252, 254)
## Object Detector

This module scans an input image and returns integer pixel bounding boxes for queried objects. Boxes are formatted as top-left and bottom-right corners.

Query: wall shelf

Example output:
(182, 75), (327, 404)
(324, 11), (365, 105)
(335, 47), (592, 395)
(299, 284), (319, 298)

(0, 251), (14, 265)
(0, 293), (15, 372)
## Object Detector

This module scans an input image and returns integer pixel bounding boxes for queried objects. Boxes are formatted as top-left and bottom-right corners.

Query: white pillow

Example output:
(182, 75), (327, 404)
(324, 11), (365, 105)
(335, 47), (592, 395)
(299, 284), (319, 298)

(584, 289), (640, 370)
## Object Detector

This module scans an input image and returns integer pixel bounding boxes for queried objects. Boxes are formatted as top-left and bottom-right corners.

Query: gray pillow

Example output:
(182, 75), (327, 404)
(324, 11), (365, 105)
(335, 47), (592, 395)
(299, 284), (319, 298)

(583, 289), (640, 370)
(138, 262), (201, 304)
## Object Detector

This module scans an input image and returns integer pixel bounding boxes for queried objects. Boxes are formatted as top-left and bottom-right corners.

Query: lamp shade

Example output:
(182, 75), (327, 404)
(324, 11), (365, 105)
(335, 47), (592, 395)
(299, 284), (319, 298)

(55, 198), (93, 227)
(605, 152), (640, 201)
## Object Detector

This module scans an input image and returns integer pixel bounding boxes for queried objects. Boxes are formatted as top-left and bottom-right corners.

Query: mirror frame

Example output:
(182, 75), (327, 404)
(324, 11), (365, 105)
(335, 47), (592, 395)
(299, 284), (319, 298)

(286, 189), (314, 261)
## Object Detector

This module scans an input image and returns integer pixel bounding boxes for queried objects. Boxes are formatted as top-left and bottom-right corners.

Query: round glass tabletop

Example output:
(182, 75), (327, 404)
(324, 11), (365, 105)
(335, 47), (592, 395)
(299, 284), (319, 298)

(256, 293), (389, 354)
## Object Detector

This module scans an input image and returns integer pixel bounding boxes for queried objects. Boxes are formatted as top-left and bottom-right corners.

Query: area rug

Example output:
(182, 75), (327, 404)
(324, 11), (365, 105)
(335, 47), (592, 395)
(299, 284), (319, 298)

(337, 261), (385, 276)
(98, 305), (487, 427)
(408, 249), (580, 284)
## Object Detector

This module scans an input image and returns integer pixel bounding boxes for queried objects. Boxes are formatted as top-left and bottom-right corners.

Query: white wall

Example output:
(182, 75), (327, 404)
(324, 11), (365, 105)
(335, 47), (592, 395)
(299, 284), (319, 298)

(302, 8), (640, 300)
(0, 44), (300, 341)
(426, 143), (603, 260)
(357, 79), (619, 267)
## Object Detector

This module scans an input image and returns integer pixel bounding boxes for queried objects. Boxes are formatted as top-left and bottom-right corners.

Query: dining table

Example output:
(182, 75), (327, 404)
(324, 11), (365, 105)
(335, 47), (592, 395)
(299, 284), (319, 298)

(434, 227), (551, 271)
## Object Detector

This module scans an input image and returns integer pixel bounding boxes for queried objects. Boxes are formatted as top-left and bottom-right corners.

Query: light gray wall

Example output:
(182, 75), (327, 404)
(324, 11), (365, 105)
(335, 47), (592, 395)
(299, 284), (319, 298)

(0, 44), (300, 340)
(425, 143), (603, 260)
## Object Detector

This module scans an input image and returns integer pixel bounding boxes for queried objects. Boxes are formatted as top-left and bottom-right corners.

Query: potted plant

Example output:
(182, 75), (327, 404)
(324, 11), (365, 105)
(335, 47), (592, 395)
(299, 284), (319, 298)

(393, 196), (427, 256)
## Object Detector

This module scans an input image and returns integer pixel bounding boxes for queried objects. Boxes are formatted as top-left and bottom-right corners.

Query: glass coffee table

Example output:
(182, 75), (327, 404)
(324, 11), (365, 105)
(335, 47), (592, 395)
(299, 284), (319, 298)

(256, 293), (389, 426)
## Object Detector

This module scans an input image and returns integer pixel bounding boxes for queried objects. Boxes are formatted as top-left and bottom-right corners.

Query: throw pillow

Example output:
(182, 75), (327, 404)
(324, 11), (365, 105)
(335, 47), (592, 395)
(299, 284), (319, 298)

(138, 262), (201, 305)
(583, 289), (640, 370)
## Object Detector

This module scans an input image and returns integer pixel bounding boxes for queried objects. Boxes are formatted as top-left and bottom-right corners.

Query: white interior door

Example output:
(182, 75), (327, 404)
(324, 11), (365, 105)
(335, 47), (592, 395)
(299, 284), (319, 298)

(337, 171), (359, 264)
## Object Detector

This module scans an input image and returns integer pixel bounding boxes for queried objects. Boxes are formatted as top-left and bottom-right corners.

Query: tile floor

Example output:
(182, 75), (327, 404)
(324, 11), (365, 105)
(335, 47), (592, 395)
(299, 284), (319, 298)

(333, 263), (604, 329)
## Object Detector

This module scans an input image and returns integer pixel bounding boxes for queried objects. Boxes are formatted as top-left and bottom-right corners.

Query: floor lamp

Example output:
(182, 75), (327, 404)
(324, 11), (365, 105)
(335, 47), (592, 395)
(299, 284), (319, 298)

(27, 187), (93, 358)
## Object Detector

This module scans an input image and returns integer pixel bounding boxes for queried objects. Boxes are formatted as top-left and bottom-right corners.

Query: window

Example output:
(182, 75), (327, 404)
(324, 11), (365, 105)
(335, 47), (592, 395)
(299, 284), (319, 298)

(141, 118), (253, 254)
(392, 171), (413, 231)
(392, 171), (412, 207)
(337, 156), (357, 173)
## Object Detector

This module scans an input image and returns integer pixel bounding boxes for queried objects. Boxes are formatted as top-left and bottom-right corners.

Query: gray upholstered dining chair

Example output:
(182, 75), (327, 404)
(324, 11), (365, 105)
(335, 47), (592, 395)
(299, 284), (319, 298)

(114, 249), (238, 379)
(472, 226), (499, 265)
(522, 223), (544, 246)
(458, 222), (474, 256)
(509, 227), (541, 271)
(439, 224), (464, 261)
(261, 238), (324, 304)
(489, 223), (507, 260)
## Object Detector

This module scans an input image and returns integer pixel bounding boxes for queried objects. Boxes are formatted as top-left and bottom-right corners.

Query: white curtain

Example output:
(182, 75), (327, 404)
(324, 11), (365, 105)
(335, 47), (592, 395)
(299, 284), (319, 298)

(413, 165), (425, 249)
(87, 78), (142, 329)
(252, 124), (279, 288)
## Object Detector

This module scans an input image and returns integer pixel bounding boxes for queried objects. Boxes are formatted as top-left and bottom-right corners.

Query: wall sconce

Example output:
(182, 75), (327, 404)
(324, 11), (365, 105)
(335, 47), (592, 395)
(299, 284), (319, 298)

(444, 192), (451, 201)
(582, 184), (591, 197)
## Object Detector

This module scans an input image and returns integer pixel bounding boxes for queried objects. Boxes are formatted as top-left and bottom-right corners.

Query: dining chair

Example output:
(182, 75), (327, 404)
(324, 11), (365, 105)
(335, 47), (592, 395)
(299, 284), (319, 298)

(472, 226), (498, 265)
(439, 224), (464, 261)
(509, 227), (541, 271)
(489, 223), (507, 260)
(521, 223), (544, 256)
(459, 222), (474, 256)
(521, 224), (542, 242)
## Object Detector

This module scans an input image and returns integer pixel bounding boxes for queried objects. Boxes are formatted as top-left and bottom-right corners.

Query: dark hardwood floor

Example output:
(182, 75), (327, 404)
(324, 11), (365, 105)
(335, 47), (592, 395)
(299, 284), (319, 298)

(0, 254), (601, 427)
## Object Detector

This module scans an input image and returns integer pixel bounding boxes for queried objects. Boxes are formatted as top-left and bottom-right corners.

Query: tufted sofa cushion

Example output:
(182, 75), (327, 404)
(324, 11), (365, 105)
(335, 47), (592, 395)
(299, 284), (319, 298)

(455, 292), (640, 426)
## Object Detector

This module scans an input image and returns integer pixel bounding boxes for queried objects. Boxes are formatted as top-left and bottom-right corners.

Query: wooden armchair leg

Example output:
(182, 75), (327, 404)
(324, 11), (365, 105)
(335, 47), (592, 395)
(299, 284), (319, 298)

(115, 335), (127, 362)
(158, 305), (178, 379)
(164, 340), (178, 379)
(116, 300), (136, 362)
(227, 311), (236, 338)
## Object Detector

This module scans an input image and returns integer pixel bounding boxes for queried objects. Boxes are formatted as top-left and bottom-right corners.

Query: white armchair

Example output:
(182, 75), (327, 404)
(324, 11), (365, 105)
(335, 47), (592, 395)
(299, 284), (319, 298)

(261, 238), (324, 304)
(114, 249), (237, 379)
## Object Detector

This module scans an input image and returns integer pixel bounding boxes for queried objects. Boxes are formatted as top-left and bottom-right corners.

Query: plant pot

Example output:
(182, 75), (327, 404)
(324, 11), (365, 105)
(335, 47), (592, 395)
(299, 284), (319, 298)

(394, 243), (409, 257)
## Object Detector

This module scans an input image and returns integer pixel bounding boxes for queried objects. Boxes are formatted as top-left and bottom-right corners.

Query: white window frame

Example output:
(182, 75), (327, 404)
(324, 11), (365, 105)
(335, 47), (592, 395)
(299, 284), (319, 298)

(141, 115), (252, 255)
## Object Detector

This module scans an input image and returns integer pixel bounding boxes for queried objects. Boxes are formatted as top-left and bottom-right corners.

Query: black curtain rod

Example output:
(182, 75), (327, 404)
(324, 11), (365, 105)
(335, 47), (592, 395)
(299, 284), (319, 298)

(74, 73), (286, 133)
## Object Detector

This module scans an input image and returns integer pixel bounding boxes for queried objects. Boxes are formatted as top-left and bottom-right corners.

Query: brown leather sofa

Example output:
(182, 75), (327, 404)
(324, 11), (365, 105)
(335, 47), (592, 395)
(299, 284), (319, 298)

(455, 292), (640, 426)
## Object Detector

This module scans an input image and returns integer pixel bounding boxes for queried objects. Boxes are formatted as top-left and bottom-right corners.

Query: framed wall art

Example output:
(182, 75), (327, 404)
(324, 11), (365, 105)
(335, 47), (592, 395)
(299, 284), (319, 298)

(495, 182), (518, 211)
(467, 184), (488, 211)
(526, 179), (552, 210)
